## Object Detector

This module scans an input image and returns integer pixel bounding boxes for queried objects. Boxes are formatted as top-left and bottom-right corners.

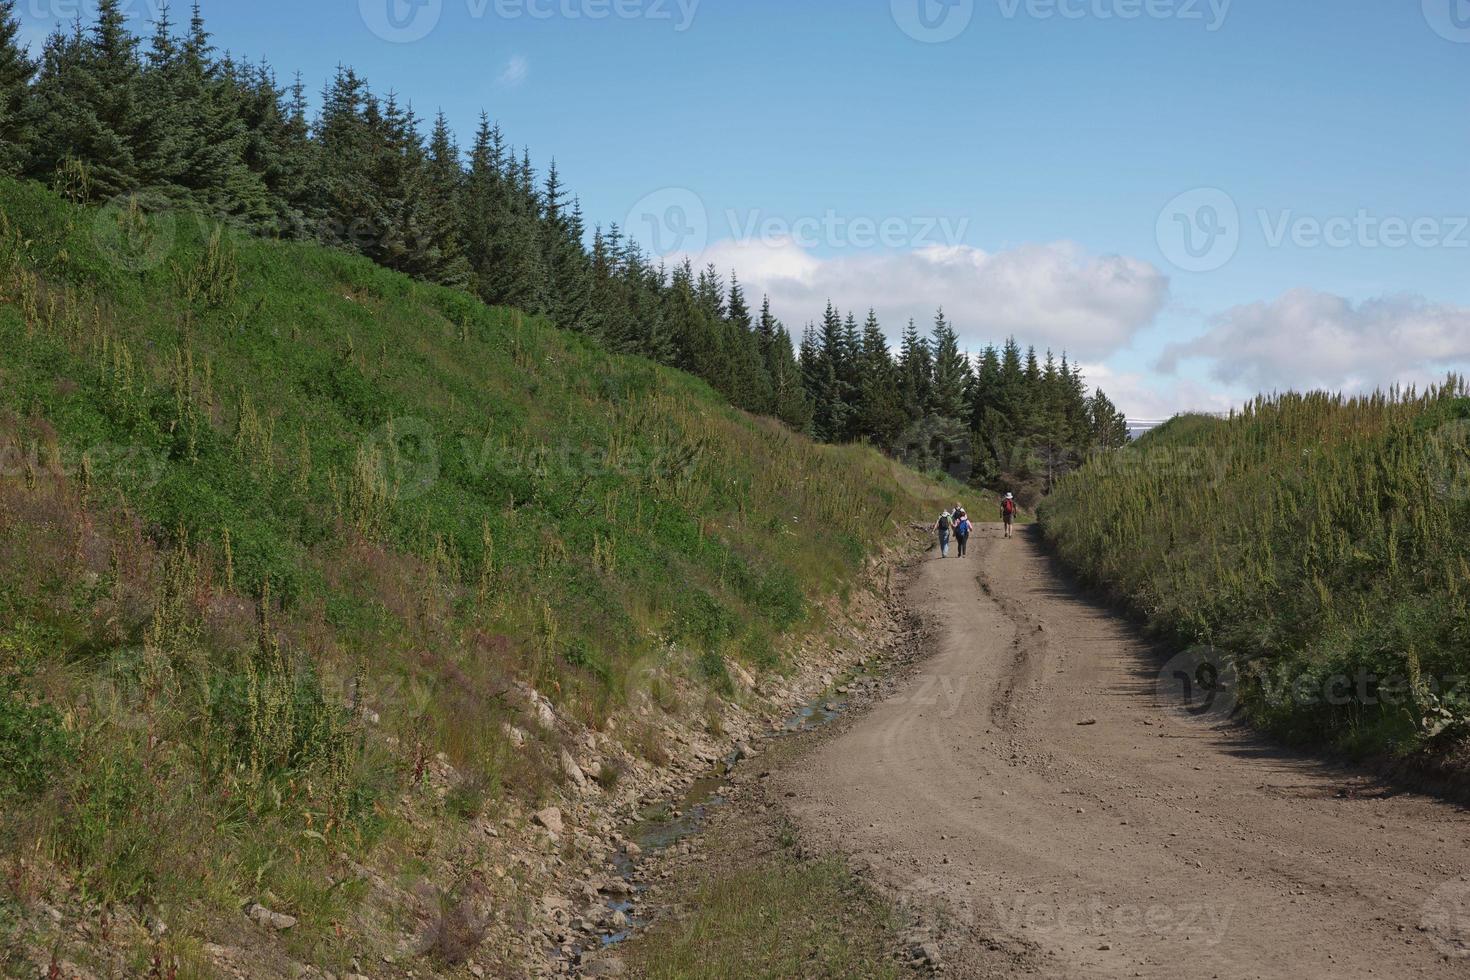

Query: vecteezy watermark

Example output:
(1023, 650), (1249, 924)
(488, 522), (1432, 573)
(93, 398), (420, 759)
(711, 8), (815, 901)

(1086, 445), (1228, 490)
(724, 209), (972, 252)
(1258, 210), (1470, 251)
(0, 439), (168, 491)
(625, 187), (710, 259)
(360, 0), (701, 43)
(1423, 0), (1470, 43)
(991, 896), (1235, 947)
(892, 0), (976, 43)
(1156, 646), (1240, 722)
(624, 188), (971, 261)
(1157, 646), (1470, 725)
(21, 0), (166, 22)
(93, 191), (178, 274)
(1427, 418), (1470, 502)
(361, 417), (441, 503)
(892, 0), (1230, 43)
(1156, 188), (1241, 273)
(996, 0), (1231, 30)
(896, 675), (970, 719)
(1158, 188), (1470, 272)
(1422, 879), (1470, 958)
(360, 0), (445, 44)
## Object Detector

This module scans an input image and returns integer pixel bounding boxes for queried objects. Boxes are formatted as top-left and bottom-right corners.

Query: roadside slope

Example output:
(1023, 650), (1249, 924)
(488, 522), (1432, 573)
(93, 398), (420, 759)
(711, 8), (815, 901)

(783, 526), (1470, 978)
(0, 178), (950, 976)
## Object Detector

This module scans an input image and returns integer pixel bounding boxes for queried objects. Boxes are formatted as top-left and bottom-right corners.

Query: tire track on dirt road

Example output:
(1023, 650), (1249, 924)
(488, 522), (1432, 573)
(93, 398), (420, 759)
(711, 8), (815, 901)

(779, 524), (1470, 978)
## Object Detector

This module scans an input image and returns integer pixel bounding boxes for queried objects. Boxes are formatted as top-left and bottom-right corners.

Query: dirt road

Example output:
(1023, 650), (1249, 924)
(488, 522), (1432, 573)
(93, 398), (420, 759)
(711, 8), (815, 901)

(781, 525), (1470, 979)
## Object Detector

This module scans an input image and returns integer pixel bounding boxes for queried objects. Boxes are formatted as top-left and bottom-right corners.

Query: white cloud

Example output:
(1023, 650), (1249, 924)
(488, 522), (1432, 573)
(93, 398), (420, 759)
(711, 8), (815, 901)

(1077, 363), (1242, 422)
(678, 237), (1169, 361)
(1160, 288), (1470, 393)
(496, 55), (529, 89)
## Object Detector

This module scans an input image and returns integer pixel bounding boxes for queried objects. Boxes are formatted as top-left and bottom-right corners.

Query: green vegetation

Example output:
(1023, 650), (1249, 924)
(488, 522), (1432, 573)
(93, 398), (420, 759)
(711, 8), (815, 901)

(623, 834), (905, 980)
(1041, 388), (1470, 761)
(0, 0), (1125, 497)
(0, 175), (947, 968)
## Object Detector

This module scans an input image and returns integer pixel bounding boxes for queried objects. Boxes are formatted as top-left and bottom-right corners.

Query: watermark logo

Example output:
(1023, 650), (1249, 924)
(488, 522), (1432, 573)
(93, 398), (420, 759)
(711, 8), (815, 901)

(93, 191), (177, 273)
(992, 896), (1234, 946)
(362, 417), (441, 503)
(1428, 418), (1470, 502)
(1422, 879), (1470, 958)
(625, 187), (710, 259)
(892, 0), (976, 43)
(898, 873), (977, 928)
(1157, 188), (1240, 273)
(997, 0), (1231, 31)
(1424, 0), (1470, 43)
(1156, 645), (1239, 722)
(1258, 210), (1470, 251)
(361, 0), (445, 43)
(1158, 188), (1469, 272)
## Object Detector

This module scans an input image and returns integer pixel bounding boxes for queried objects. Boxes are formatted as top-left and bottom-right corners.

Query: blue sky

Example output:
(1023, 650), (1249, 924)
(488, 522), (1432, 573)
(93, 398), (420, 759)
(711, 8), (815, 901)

(18, 0), (1470, 418)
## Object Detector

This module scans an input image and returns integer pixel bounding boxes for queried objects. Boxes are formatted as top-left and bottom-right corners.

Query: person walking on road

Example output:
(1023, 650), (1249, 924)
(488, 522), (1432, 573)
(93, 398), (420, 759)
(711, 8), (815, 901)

(934, 509), (953, 558)
(954, 509), (972, 557)
(1001, 493), (1017, 539)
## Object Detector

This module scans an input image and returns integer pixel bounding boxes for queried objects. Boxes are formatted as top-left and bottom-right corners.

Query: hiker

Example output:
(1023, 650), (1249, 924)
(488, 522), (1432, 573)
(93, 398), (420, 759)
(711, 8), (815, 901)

(934, 509), (953, 558)
(1001, 492), (1017, 538)
(954, 508), (972, 558)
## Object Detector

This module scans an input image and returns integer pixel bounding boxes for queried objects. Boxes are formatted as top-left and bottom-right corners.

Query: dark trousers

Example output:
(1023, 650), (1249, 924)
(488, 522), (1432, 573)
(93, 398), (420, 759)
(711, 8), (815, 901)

(955, 533), (969, 557)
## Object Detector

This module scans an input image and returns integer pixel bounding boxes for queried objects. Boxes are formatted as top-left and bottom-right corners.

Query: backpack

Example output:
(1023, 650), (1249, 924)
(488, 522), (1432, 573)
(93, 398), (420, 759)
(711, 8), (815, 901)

(1003, 499), (1016, 517)
(957, 519), (971, 535)
(938, 514), (952, 531)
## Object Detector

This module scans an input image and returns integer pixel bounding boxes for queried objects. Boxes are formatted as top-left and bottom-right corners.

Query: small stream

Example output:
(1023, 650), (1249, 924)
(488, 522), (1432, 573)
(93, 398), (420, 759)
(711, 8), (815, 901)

(553, 662), (888, 970)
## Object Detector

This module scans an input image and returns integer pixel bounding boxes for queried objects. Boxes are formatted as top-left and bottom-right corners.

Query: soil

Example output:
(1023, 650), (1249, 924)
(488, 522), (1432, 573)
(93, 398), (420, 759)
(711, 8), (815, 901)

(778, 524), (1470, 979)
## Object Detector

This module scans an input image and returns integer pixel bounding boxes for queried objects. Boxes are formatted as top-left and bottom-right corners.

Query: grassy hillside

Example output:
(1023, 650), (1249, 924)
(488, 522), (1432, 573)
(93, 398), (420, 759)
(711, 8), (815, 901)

(0, 178), (947, 973)
(1041, 389), (1470, 763)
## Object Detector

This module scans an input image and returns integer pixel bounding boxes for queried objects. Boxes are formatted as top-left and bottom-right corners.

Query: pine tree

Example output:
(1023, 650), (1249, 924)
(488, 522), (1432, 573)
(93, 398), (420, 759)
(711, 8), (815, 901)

(898, 319), (932, 422)
(756, 295), (778, 357)
(0, 0), (36, 174)
(313, 65), (378, 250)
(929, 308), (968, 421)
(727, 274), (752, 333)
(768, 326), (813, 432)
(234, 60), (310, 233)
(855, 309), (903, 448)
(417, 111), (471, 286)
(540, 162), (591, 329)
(28, 3), (147, 196)
(1087, 388), (1129, 449)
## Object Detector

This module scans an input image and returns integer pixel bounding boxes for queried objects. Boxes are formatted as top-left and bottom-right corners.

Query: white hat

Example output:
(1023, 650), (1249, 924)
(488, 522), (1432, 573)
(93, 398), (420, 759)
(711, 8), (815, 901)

(1006, 493), (1014, 499)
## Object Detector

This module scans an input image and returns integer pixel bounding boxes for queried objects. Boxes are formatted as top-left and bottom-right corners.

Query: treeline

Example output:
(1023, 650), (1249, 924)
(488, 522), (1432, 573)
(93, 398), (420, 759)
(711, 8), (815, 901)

(797, 306), (1128, 490)
(0, 0), (1127, 487)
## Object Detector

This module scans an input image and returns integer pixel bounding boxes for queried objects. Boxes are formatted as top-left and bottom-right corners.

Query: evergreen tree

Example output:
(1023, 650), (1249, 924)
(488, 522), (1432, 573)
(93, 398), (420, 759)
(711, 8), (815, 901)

(929, 308), (968, 421)
(0, 1), (1129, 494)
(0, 0), (35, 175)
(541, 161), (591, 328)
(1087, 388), (1129, 449)
(855, 309), (903, 448)
(768, 326), (813, 432)
(28, 3), (148, 196)
(898, 318), (932, 421)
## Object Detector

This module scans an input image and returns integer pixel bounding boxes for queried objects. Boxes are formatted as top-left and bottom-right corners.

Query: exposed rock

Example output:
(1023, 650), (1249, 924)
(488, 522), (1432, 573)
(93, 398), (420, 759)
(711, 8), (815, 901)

(247, 904), (297, 931)
(562, 750), (589, 790)
(534, 807), (564, 835)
